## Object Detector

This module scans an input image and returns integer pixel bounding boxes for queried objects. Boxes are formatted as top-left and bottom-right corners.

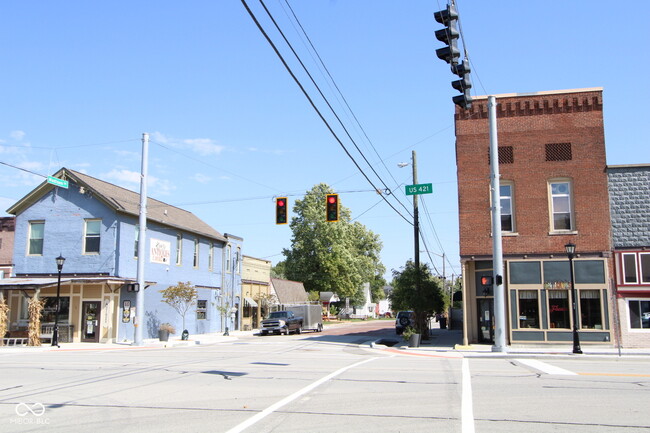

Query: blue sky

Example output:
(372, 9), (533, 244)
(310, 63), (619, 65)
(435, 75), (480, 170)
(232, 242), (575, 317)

(1, 1), (648, 282)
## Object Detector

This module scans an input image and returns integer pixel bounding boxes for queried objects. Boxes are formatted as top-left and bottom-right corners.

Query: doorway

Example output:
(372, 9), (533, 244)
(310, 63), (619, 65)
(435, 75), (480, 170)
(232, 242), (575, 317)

(81, 301), (101, 342)
(477, 298), (494, 344)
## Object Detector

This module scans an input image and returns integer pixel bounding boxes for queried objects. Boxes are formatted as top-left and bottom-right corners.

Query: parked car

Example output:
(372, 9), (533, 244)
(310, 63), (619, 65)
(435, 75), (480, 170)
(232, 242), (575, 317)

(395, 311), (415, 335)
(260, 311), (303, 335)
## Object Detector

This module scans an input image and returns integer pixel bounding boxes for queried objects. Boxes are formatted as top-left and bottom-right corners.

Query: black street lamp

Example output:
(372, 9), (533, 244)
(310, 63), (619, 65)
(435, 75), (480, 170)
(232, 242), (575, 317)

(565, 243), (582, 354)
(51, 255), (65, 347)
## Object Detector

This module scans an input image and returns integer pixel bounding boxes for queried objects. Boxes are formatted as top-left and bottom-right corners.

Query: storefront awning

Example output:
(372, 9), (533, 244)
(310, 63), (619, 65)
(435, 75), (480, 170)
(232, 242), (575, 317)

(244, 297), (258, 307)
(0, 277), (157, 291)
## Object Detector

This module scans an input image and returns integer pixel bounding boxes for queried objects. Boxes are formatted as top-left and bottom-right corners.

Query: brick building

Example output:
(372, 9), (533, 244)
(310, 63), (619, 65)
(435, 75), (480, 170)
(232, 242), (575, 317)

(456, 88), (614, 346)
(608, 164), (650, 347)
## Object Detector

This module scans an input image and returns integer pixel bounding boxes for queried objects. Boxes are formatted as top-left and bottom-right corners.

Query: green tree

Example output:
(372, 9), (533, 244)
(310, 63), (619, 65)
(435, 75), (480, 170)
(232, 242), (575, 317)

(389, 260), (447, 338)
(159, 281), (198, 332)
(271, 261), (286, 279)
(283, 183), (384, 301)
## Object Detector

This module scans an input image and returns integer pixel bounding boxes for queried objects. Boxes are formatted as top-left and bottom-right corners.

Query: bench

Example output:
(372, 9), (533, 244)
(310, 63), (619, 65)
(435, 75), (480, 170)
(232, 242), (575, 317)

(2, 337), (28, 346)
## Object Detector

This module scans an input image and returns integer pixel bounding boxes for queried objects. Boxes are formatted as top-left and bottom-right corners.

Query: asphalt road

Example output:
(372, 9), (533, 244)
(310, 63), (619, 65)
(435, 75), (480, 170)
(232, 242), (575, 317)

(1, 320), (649, 432)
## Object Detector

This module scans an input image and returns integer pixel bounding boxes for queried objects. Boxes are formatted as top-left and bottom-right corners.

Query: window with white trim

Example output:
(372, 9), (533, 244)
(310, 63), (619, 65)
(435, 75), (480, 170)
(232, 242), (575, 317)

(134, 224), (139, 258)
(549, 180), (573, 231)
(84, 219), (101, 254)
(641, 253), (650, 284)
(500, 183), (514, 232)
(193, 238), (199, 268)
(225, 244), (232, 273)
(208, 242), (214, 271)
(28, 221), (44, 255)
(622, 253), (638, 284)
(176, 233), (182, 265)
(629, 300), (650, 329)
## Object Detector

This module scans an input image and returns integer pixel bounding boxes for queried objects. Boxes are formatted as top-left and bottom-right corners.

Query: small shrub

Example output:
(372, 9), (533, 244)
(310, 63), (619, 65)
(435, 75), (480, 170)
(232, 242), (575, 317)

(159, 323), (176, 334)
(402, 326), (417, 341)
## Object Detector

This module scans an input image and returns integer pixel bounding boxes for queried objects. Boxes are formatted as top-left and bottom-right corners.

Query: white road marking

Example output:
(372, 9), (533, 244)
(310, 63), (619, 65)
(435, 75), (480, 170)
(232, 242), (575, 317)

(461, 358), (475, 433)
(225, 357), (379, 433)
(516, 358), (577, 375)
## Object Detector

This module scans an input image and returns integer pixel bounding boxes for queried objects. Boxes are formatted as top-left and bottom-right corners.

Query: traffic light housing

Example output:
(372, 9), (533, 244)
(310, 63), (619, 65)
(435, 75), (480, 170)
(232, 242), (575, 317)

(275, 197), (288, 225)
(325, 194), (339, 222)
(434, 4), (472, 110)
(451, 59), (472, 110)
(434, 4), (460, 66)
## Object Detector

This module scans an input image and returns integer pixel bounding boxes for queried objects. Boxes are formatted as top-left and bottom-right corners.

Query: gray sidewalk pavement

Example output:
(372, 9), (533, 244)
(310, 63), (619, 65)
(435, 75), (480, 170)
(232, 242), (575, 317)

(385, 327), (650, 357)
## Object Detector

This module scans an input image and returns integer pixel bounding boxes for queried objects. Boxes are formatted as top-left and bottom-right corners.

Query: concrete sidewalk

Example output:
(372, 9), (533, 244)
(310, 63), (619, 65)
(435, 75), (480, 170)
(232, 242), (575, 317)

(386, 327), (650, 357)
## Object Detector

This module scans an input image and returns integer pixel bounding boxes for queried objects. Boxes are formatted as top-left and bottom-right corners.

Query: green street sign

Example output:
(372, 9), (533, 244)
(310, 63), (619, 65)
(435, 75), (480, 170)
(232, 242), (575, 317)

(405, 183), (433, 196)
(47, 176), (69, 189)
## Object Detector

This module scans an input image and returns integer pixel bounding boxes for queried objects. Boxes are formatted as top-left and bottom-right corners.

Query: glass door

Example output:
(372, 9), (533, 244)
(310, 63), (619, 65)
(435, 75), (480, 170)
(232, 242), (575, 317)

(81, 301), (101, 342)
(477, 299), (494, 344)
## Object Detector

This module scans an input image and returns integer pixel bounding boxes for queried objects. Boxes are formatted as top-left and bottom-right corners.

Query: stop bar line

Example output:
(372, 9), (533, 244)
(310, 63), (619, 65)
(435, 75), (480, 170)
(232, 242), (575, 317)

(225, 357), (380, 433)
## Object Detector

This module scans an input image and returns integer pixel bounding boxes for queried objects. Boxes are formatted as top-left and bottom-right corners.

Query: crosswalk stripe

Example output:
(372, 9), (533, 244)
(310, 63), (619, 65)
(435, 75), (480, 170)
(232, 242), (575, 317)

(516, 358), (577, 375)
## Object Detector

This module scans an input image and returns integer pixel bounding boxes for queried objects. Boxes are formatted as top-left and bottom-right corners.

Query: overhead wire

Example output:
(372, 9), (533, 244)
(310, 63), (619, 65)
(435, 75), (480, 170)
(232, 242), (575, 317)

(256, 0), (413, 220)
(240, 0), (413, 226)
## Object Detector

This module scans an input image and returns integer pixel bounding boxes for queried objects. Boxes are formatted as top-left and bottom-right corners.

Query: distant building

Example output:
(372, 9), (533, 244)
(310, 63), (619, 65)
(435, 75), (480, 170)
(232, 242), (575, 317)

(0, 217), (15, 278)
(241, 255), (272, 330)
(270, 278), (308, 307)
(1, 168), (242, 343)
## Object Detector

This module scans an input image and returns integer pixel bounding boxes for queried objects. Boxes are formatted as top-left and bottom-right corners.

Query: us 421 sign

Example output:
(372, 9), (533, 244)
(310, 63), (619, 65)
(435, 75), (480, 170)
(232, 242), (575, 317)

(405, 183), (433, 196)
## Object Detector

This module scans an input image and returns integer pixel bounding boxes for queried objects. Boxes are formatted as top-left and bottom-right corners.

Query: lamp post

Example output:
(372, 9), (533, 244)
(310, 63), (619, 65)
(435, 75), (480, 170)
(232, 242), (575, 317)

(565, 243), (582, 354)
(52, 255), (65, 347)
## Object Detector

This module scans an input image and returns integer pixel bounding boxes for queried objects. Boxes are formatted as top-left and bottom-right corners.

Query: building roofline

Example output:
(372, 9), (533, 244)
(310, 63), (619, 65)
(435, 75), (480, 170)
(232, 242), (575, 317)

(607, 163), (650, 169)
(471, 87), (603, 101)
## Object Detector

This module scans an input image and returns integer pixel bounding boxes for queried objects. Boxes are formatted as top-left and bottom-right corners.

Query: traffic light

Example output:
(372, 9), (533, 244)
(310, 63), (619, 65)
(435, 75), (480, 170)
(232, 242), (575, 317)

(325, 194), (339, 222)
(434, 4), (472, 110)
(451, 59), (472, 110)
(275, 197), (288, 225)
(434, 4), (460, 66)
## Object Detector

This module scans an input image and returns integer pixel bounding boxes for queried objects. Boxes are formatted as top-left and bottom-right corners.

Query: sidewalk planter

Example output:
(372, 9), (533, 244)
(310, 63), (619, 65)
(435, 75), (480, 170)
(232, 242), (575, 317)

(408, 333), (421, 348)
(158, 330), (170, 342)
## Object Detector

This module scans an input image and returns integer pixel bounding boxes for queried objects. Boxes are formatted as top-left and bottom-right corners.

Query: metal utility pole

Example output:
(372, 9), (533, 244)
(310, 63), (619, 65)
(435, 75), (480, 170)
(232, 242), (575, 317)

(488, 96), (506, 352)
(134, 132), (149, 346)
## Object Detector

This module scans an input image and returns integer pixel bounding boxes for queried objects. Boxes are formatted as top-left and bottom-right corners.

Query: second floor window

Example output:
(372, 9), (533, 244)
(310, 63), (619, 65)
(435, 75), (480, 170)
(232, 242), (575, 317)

(225, 244), (232, 273)
(134, 225), (139, 258)
(176, 234), (182, 265)
(193, 238), (199, 268)
(500, 184), (514, 232)
(549, 181), (573, 231)
(208, 242), (214, 271)
(28, 221), (44, 255)
(84, 219), (101, 254)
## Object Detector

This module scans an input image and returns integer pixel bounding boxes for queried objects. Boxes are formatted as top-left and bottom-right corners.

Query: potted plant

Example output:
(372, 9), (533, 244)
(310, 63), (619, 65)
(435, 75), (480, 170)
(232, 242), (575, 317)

(402, 326), (420, 348)
(158, 323), (175, 342)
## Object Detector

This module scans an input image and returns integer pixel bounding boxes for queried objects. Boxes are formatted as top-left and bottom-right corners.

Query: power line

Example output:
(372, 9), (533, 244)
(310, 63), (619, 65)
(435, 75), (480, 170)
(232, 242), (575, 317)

(240, 0), (413, 226)
(256, 0), (413, 219)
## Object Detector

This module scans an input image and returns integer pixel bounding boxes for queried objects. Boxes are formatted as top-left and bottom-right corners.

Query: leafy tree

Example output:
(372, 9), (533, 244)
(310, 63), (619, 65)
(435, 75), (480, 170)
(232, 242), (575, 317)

(389, 260), (447, 338)
(283, 183), (384, 301)
(271, 261), (286, 279)
(159, 281), (197, 332)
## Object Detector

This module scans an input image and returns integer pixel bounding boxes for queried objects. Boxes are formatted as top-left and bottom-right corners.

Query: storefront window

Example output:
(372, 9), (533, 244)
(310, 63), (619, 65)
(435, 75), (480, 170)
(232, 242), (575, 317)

(629, 300), (650, 329)
(41, 297), (70, 323)
(518, 290), (539, 328)
(548, 290), (570, 329)
(579, 290), (602, 329)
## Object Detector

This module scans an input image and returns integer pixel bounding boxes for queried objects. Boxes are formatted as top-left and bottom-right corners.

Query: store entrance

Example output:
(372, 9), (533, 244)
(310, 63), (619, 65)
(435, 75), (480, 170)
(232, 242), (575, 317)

(477, 298), (494, 344)
(81, 301), (101, 342)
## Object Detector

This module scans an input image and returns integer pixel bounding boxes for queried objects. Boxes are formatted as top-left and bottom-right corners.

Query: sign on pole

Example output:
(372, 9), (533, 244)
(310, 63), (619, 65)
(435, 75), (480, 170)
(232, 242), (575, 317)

(47, 176), (69, 189)
(405, 183), (433, 195)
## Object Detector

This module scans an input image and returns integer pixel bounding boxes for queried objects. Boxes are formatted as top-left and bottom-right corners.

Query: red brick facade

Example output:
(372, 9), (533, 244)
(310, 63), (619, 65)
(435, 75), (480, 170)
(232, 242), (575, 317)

(456, 89), (611, 258)
(455, 88), (614, 346)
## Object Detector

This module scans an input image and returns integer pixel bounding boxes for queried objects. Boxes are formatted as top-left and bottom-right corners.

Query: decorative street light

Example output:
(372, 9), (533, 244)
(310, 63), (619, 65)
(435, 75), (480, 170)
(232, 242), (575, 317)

(565, 243), (582, 354)
(51, 255), (65, 347)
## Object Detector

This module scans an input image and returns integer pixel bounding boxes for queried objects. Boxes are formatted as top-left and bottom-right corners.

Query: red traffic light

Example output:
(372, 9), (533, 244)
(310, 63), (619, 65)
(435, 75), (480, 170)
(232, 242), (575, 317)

(276, 197), (288, 225)
(326, 194), (339, 222)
